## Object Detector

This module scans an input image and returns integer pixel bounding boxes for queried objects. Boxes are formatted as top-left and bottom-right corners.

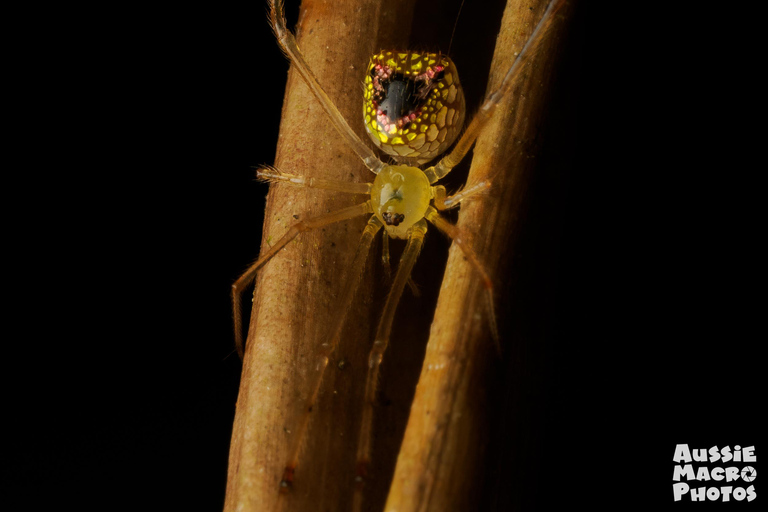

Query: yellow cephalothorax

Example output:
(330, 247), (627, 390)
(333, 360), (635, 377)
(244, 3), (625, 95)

(363, 51), (466, 164)
(370, 165), (432, 239)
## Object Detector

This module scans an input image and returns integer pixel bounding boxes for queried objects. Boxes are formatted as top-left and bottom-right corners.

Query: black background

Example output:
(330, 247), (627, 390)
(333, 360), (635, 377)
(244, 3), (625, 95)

(6, 1), (762, 510)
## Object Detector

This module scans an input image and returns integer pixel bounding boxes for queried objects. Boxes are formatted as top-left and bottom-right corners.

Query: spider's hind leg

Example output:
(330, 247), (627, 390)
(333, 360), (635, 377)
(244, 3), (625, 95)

(256, 166), (372, 195)
(267, 0), (385, 174)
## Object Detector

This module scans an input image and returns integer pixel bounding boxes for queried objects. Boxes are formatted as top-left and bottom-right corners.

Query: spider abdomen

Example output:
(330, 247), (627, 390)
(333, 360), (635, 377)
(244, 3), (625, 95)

(363, 51), (466, 164)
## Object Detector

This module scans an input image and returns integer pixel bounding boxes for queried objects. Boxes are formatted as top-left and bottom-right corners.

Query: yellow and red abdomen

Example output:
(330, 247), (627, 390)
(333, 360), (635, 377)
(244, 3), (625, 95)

(363, 51), (465, 164)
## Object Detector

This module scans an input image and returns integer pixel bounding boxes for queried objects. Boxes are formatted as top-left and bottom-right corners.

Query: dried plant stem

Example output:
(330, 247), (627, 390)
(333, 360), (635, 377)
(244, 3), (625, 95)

(224, 1), (415, 511)
(385, 1), (572, 510)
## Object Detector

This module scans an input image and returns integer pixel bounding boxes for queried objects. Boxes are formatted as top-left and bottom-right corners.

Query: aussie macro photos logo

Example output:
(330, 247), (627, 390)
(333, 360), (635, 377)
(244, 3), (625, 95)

(673, 444), (757, 502)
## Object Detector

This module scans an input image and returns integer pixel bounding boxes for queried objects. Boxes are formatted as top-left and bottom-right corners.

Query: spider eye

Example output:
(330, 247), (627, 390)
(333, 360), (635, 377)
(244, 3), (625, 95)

(382, 211), (405, 227)
(363, 51), (465, 164)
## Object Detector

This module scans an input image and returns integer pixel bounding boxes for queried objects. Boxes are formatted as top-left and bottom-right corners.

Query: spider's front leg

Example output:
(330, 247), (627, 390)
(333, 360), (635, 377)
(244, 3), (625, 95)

(432, 180), (492, 211)
(232, 167), (372, 356)
(279, 215), (382, 491)
(353, 219), (428, 509)
(425, 207), (499, 346)
(232, 200), (373, 357)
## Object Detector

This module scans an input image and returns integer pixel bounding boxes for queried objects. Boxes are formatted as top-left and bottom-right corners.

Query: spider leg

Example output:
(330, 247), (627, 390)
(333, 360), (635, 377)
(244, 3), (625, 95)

(424, 0), (566, 184)
(381, 231), (420, 296)
(432, 179), (492, 211)
(424, 207), (499, 347)
(257, 166), (371, 195)
(280, 215), (383, 491)
(381, 231), (391, 281)
(232, 201), (373, 358)
(353, 219), (428, 500)
(268, 0), (385, 174)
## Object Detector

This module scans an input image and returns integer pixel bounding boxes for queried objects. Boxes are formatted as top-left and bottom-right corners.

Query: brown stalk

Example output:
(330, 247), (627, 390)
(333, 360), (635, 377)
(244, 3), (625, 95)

(386, 0), (574, 510)
(224, 1), (415, 511)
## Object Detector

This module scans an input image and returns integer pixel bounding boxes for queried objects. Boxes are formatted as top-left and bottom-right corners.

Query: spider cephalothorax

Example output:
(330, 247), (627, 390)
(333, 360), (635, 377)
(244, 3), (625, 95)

(363, 51), (466, 163)
(370, 165), (431, 237)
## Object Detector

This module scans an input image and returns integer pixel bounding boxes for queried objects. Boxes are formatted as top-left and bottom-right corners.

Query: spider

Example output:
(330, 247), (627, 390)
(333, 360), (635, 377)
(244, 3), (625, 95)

(227, 0), (569, 510)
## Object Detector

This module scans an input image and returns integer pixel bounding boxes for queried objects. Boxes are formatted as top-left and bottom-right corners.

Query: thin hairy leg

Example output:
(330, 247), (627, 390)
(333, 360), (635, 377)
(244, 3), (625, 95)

(353, 220), (428, 498)
(424, 207), (499, 345)
(380, 231), (420, 297)
(423, 0), (566, 184)
(268, 0), (385, 174)
(257, 166), (372, 195)
(280, 216), (384, 492)
(381, 231), (391, 280)
(232, 201), (373, 357)
(432, 179), (492, 211)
